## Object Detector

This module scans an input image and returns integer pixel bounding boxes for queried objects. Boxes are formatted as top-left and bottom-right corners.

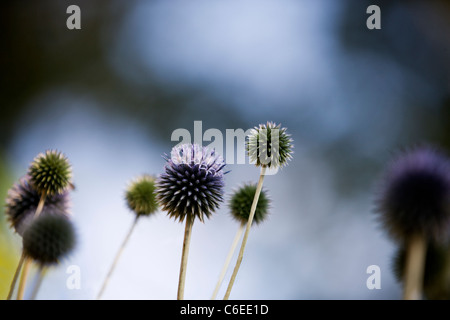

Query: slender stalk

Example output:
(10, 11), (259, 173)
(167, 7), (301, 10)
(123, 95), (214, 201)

(16, 257), (31, 300)
(224, 166), (266, 300)
(6, 253), (25, 300)
(211, 222), (245, 300)
(34, 193), (47, 219)
(403, 233), (427, 300)
(97, 216), (140, 300)
(30, 266), (46, 300)
(9, 193), (47, 300)
(177, 214), (194, 300)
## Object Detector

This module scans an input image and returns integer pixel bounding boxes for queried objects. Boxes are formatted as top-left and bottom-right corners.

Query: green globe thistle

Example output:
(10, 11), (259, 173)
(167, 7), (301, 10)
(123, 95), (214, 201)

(28, 150), (73, 196)
(22, 214), (76, 266)
(5, 175), (71, 236)
(125, 175), (159, 217)
(247, 122), (293, 169)
(229, 183), (270, 225)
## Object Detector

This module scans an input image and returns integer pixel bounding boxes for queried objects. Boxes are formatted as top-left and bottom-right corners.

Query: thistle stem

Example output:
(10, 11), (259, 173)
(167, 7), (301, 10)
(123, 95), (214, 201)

(6, 253), (25, 300)
(224, 166), (266, 300)
(177, 214), (194, 300)
(9, 193), (47, 300)
(97, 215), (140, 300)
(30, 266), (46, 300)
(16, 257), (31, 300)
(34, 193), (47, 219)
(403, 233), (427, 300)
(211, 222), (245, 300)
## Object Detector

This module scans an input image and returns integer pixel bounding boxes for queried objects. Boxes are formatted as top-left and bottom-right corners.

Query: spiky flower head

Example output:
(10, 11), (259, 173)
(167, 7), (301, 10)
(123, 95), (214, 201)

(22, 214), (76, 266)
(125, 175), (158, 217)
(229, 183), (270, 225)
(5, 175), (71, 236)
(247, 121), (293, 169)
(375, 146), (450, 243)
(28, 150), (73, 196)
(156, 143), (226, 222)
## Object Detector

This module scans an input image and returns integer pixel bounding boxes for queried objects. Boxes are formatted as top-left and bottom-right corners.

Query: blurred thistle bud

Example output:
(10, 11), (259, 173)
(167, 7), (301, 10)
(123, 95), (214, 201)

(247, 122), (293, 169)
(156, 143), (227, 222)
(28, 150), (73, 196)
(5, 175), (71, 236)
(22, 214), (76, 266)
(229, 183), (270, 225)
(393, 242), (450, 300)
(125, 175), (159, 217)
(375, 146), (450, 243)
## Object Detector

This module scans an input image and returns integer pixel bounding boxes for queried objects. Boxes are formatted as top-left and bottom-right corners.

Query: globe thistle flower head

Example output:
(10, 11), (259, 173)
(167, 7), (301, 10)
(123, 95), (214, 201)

(156, 143), (226, 222)
(28, 150), (73, 196)
(125, 175), (158, 217)
(375, 146), (450, 243)
(5, 175), (71, 236)
(247, 122), (293, 169)
(229, 183), (270, 225)
(22, 214), (76, 266)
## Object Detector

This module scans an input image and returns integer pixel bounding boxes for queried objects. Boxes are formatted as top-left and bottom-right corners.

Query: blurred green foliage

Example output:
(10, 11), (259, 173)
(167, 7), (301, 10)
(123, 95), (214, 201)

(0, 154), (20, 299)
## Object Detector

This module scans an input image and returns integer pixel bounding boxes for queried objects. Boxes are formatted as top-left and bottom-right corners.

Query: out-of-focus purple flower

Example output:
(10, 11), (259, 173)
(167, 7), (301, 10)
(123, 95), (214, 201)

(23, 214), (76, 266)
(375, 146), (450, 243)
(5, 175), (71, 236)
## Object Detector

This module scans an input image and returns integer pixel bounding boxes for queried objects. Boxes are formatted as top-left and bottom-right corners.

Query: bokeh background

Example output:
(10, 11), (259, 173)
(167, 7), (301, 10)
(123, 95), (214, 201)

(1, 0), (449, 300)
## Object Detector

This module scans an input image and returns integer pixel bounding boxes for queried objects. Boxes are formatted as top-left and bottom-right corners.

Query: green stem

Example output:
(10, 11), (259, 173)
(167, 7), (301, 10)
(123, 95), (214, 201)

(6, 253), (25, 300)
(211, 222), (245, 300)
(30, 266), (46, 300)
(177, 214), (194, 300)
(10, 193), (47, 300)
(224, 166), (266, 300)
(403, 233), (427, 300)
(97, 215), (140, 300)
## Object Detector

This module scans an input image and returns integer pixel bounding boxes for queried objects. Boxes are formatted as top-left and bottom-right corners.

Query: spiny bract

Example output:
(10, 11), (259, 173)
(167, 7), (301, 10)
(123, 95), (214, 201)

(375, 146), (450, 242)
(28, 150), (73, 196)
(22, 214), (76, 266)
(125, 175), (158, 217)
(156, 143), (226, 222)
(247, 122), (293, 169)
(5, 175), (71, 236)
(229, 183), (270, 225)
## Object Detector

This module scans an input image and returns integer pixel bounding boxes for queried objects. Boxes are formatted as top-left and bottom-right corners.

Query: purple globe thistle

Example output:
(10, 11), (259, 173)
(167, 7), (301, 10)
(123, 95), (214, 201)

(375, 146), (450, 243)
(5, 175), (71, 236)
(156, 143), (227, 222)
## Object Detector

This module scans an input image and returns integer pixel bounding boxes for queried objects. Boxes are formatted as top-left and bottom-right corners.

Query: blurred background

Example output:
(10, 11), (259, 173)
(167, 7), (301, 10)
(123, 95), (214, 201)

(1, 0), (449, 300)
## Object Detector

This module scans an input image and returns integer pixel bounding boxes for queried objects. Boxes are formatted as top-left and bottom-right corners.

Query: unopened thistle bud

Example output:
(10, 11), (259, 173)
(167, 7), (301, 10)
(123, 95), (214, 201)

(125, 175), (158, 217)
(28, 150), (73, 196)
(247, 122), (293, 169)
(229, 183), (270, 225)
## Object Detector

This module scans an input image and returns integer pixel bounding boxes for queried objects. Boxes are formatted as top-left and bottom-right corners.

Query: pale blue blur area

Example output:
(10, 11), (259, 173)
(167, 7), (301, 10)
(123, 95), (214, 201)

(1, 0), (450, 299)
